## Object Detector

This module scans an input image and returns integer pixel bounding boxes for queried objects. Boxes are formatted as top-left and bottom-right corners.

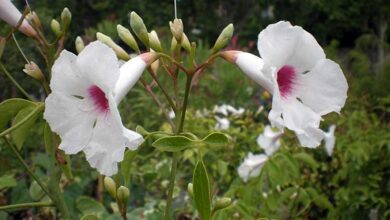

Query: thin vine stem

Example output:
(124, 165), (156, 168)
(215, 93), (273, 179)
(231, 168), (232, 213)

(147, 68), (177, 112)
(0, 201), (54, 211)
(0, 63), (33, 101)
(12, 33), (30, 63)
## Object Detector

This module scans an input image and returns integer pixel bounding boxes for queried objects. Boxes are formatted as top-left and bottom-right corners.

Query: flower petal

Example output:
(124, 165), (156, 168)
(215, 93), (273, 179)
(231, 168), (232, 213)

(44, 92), (96, 154)
(324, 125), (336, 156)
(77, 41), (120, 93)
(257, 125), (282, 156)
(258, 21), (325, 73)
(114, 56), (147, 104)
(238, 153), (268, 182)
(236, 52), (273, 92)
(296, 59), (348, 115)
(51, 50), (90, 97)
(123, 128), (144, 151)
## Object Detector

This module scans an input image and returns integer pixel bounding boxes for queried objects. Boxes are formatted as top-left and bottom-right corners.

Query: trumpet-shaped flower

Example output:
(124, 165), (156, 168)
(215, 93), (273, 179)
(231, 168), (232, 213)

(257, 125), (283, 156)
(323, 125), (336, 156)
(222, 21), (348, 148)
(0, 0), (36, 37)
(44, 41), (154, 176)
(238, 153), (268, 182)
(215, 116), (230, 130)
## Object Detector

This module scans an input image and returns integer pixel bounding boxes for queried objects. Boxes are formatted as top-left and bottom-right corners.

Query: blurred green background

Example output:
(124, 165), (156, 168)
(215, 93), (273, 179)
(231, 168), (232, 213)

(0, 0), (389, 219)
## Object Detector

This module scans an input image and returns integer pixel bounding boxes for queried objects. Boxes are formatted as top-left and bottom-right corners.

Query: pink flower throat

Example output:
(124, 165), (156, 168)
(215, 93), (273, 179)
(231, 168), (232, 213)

(277, 65), (296, 98)
(88, 85), (109, 113)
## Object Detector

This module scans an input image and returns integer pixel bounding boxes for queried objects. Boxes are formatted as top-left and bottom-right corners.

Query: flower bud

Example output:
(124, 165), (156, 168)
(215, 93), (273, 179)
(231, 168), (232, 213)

(129, 12), (149, 46)
(170, 37), (178, 53)
(103, 176), (117, 198)
(60, 7), (72, 30)
(169, 18), (183, 42)
(214, 197), (232, 211)
(26, 11), (41, 29)
(23, 61), (44, 81)
(75, 36), (85, 54)
(181, 33), (191, 53)
(148, 30), (162, 52)
(117, 24), (140, 53)
(96, 32), (130, 61)
(116, 186), (130, 208)
(0, 37), (5, 59)
(50, 19), (61, 37)
(212, 23), (234, 54)
(187, 183), (193, 198)
(149, 49), (159, 74)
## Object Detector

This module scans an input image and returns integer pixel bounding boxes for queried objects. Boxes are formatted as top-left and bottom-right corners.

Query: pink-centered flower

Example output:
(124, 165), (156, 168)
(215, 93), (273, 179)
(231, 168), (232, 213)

(222, 21), (348, 148)
(0, 0), (36, 37)
(44, 41), (156, 176)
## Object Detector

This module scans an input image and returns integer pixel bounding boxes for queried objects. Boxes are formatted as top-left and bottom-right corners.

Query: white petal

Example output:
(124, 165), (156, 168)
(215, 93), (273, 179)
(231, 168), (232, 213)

(114, 56), (147, 104)
(236, 52), (274, 92)
(257, 125), (282, 156)
(324, 125), (336, 156)
(44, 92), (96, 154)
(215, 116), (230, 130)
(77, 41), (120, 93)
(238, 153), (268, 182)
(296, 59), (348, 115)
(123, 128), (144, 151)
(50, 50), (90, 97)
(258, 21), (325, 73)
(83, 96), (141, 176)
(269, 83), (324, 148)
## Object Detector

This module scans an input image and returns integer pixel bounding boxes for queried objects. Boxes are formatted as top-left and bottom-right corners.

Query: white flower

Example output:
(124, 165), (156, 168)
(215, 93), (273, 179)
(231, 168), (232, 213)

(0, 0), (36, 37)
(257, 125), (283, 156)
(213, 104), (245, 117)
(215, 116), (230, 130)
(238, 153), (268, 182)
(323, 125), (336, 156)
(168, 109), (175, 119)
(222, 21), (348, 148)
(44, 41), (154, 176)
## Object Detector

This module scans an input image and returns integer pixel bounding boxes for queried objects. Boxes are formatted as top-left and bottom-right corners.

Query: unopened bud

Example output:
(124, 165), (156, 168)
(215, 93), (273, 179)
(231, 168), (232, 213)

(214, 197), (232, 211)
(187, 183), (193, 198)
(150, 49), (159, 74)
(148, 30), (162, 52)
(117, 24), (140, 53)
(116, 186), (130, 208)
(181, 33), (191, 53)
(169, 18), (183, 42)
(220, 50), (238, 63)
(103, 176), (117, 198)
(23, 61), (44, 81)
(75, 36), (85, 54)
(96, 32), (130, 61)
(26, 12), (41, 29)
(212, 23), (234, 54)
(0, 37), (5, 59)
(60, 7), (72, 30)
(50, 19), (61, 37)
(170, 37), (178, 53)
(129, 12), (149, 46)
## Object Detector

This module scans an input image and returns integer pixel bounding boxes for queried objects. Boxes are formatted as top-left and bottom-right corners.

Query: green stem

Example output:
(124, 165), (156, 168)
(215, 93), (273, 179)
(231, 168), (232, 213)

(0, 62), (34, 101)
(12, 33), (30, 63)
(0, 103), (44, 138)
(147, 69), (177, 112)
(157, 52), (189, 73)
(163, 153), (179, 220)
(163, 76), (192, 220)
(178, 76), (192, 132)
(0, 202), (54, 211)
(3, 137), (54, 202)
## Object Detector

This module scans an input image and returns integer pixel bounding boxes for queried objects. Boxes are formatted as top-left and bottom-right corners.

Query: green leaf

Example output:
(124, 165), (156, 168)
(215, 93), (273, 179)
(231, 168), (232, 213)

(121, 150), (137, 186)
(180, 132), (200, 140)
(293, 152), (319, 169)
(152, 135), (197, 152)
(135, 125), (149, 136)
(11, 104), (42, 150)
(80, 214), (99, 220)
(43, 122), (53, 154)
(202, 132), (229, 147)
(0, 98), (36, 131)
(193, 160), (211, 220)
(29, 181), (45, 201)
(76, 196), (107, 216)
(0, 174), (17, 190)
